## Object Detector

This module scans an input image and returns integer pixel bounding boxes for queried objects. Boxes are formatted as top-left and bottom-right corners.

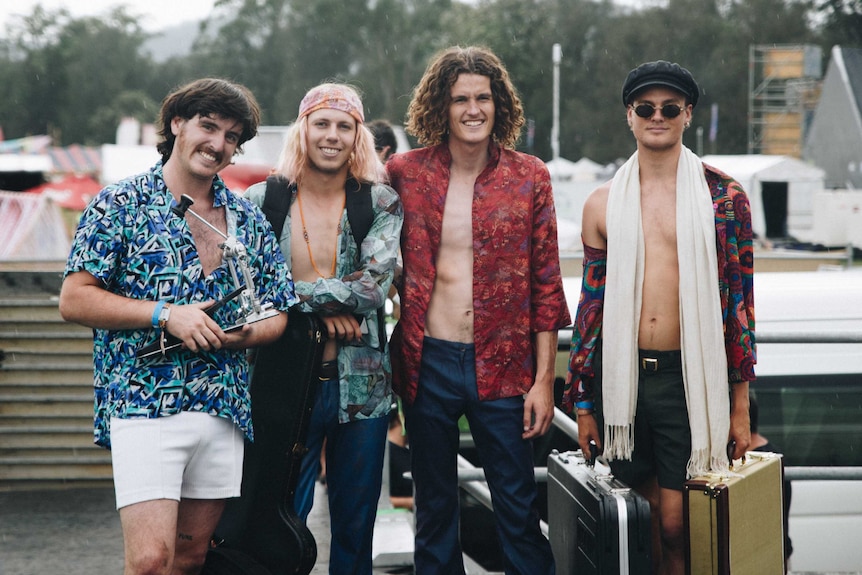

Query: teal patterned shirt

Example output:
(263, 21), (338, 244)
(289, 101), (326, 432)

(65, 162), (296, 448)
(244, 178), (403, 423)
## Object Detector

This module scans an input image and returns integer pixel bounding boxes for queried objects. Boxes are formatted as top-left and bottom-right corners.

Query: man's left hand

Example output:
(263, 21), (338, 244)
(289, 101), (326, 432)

(728, 408), (751, 460)
(522, 381), (554, 439)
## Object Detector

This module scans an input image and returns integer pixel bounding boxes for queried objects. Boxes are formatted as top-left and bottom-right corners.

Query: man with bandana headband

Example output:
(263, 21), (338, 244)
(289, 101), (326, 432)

(244, 82), (403, 575)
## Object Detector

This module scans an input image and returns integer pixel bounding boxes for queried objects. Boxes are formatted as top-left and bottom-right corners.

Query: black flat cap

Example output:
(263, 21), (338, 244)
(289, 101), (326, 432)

(621, 60), (700, 108)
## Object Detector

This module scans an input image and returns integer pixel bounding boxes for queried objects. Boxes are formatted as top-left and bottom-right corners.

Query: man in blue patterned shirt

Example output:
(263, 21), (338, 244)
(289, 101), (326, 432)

(59, 78), (295, 575)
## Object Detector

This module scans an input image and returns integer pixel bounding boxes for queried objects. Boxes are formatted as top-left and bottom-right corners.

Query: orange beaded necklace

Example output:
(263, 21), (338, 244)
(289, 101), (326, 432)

(296, 188), (345, 278)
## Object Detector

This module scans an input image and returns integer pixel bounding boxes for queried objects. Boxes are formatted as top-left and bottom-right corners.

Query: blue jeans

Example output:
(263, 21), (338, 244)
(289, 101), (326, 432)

(294, 377), (388, 575)
(405, 336), (555, 575)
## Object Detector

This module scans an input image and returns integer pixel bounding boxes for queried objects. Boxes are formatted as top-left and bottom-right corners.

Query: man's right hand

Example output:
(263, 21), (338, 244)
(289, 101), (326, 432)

(166, 301), (228, 353)
(577, 413), (602, 458)
(321, 313), (363, 342)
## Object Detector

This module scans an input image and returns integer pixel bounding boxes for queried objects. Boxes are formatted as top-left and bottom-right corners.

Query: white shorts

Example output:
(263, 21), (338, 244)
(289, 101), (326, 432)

(110, 411), (244, 509)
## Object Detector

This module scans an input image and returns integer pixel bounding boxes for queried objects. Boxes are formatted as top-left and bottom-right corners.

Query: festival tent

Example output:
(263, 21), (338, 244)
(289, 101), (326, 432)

(546, 156), (607, 235)
(0, 191), (71, 260)
(803, 46), (862, 189)
(24, 174), (102, 240)
(701, 154), (825, 241)
(27, 174), (102, 211)
(546, 156), (605, 182)
(220, 163), (273, 193)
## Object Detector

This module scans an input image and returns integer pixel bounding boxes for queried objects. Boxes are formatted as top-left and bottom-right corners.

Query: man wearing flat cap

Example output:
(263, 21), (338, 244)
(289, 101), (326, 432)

(244, 83), (403, 574)
(563, 61), (756, 573)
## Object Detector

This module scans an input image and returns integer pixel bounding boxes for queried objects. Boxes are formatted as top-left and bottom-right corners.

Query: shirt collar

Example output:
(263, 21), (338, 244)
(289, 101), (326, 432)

(432, 140), (502, 173)
(152, 160), (231, 209)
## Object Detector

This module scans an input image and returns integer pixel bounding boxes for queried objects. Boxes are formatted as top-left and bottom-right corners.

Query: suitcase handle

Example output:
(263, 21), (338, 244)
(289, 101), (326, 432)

(587, 441), (600, 467)
(726, 440), (747, 468)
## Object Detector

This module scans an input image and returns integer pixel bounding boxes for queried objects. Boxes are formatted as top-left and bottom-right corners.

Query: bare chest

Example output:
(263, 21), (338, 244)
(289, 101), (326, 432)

(640, 187), (677, 249)
(289, 197), (343, 281)
(185, 205), (227, 276)
(439, 178), (474, 251)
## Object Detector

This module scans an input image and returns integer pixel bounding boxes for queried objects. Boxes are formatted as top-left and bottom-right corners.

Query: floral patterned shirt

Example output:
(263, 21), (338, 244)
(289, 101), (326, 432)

(562, 163), (756, 412)
(65, 162), (295, 448)
(244, 178), (403, 422)
(386, 143), (571, 405)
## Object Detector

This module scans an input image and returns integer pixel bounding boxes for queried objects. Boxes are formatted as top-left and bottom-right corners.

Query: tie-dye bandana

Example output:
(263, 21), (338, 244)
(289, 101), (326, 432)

(298, 83), (365, 124)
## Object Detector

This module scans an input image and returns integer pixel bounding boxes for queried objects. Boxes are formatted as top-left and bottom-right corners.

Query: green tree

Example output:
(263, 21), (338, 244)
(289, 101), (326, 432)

(0, 0), (846, 162)
(87, 90), (160, 146)
(55, 11), (154, 145)
(813, 0), (862, 48)
(1, 5), (156, 145)
(191, 0), (455, 126)
(1, 6), (72, 141)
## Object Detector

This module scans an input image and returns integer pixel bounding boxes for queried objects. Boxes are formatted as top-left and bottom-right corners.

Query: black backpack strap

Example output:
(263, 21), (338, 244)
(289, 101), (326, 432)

(344, 179), (388, 351)
(260, 175), (387, 350)
(345, 178), (374, 248)
(262, 175), (293, 238)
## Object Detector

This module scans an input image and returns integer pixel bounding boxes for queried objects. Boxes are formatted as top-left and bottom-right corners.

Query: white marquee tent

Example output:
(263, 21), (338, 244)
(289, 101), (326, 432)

(701, 155), (825, 241)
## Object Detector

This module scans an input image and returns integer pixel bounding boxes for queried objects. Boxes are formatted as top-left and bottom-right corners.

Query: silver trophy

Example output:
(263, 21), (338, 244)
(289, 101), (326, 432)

(137, 194), (280, 359)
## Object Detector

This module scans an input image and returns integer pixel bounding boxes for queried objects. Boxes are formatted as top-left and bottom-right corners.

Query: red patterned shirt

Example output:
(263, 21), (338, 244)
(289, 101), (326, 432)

(387, 143), (571, 405)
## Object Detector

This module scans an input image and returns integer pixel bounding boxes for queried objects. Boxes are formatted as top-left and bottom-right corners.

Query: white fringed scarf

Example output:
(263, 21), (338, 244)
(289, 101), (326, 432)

(603, 146), (730, 478)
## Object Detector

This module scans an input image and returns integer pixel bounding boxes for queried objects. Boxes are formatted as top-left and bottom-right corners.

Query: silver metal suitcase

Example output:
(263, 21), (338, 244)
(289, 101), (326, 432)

(547, 449), (652, 575)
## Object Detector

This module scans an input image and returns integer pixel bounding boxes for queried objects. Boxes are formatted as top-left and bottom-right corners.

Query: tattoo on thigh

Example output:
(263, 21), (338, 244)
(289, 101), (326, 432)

(178, 532), (193, 541)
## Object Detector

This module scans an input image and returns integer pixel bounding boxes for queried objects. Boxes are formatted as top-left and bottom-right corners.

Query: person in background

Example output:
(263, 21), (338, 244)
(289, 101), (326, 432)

(59, 78), (293, 575)
(564, 60), (756, 574)
(368, 119), (398, 163)
(387, 45), (570, 575)
(368, 119), (408, 501)
(244, 82), (403, 575)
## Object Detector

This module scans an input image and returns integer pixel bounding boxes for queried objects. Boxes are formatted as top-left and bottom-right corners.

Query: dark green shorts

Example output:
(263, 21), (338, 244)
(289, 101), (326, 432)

(594, 347), (692, 491)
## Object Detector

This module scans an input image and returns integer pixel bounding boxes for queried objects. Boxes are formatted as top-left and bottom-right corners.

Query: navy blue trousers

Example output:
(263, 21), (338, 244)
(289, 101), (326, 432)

(294, 377), (388, 575)
(405, 336), (555, 575)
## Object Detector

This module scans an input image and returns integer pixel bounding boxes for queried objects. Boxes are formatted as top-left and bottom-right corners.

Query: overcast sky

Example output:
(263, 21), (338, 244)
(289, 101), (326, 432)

(0, 0), (219, 35)
(1, 0), (658, 37)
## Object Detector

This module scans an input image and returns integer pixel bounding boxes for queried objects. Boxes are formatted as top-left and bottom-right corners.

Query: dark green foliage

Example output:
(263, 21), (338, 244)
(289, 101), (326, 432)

(0, 0), (856, 161)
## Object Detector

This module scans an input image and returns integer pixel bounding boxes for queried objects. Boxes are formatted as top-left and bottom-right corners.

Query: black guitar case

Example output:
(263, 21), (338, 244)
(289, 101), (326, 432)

(203, 309), (326, 575)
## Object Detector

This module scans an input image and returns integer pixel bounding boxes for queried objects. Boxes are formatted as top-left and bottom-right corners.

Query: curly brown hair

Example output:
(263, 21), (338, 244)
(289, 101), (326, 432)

(406, 46), (524, 149)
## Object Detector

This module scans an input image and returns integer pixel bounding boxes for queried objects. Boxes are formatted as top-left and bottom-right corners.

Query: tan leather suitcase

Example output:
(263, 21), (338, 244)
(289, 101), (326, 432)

(683, 451), (785, 575)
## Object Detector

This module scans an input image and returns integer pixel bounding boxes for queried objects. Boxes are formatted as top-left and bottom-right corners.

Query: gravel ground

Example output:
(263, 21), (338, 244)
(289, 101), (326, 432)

(0, 485), (379, 575)
(0, 487), (123, 575)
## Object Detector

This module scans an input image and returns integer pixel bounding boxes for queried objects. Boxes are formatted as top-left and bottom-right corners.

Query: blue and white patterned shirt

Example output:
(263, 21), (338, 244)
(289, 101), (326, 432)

(65, 162), (296, 448)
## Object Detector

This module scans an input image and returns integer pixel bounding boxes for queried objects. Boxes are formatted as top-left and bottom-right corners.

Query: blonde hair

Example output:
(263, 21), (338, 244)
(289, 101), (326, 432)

(276, 84), (381, 185)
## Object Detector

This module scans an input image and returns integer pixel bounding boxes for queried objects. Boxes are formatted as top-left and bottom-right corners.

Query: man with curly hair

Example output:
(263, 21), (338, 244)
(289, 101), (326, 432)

(386, 46), (570, 574)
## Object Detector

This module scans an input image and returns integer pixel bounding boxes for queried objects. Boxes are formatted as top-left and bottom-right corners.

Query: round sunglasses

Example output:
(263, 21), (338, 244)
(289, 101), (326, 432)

(630, 103), (686, 119)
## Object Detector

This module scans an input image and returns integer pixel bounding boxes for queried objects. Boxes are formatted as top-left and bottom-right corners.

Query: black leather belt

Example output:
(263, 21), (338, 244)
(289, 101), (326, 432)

(319, 360), (338, 380)
(638, 349), (682, 374)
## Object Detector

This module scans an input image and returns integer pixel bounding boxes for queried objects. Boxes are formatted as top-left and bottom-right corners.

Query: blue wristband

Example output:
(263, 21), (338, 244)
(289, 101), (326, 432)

(152, 301), (165, 328)
(575, 401), (595, 410)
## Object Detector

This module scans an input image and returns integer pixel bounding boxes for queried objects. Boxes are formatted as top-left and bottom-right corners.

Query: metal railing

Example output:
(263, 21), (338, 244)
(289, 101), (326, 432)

(456, 406), (862, 545)
(560, 244), (857, 272)
(457, 409), (862, 484)
(557, 326), (862, 350)
(456, 327), (862, 536)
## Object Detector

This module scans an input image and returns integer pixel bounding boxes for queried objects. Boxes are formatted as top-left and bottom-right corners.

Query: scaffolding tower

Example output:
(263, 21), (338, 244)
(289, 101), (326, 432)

(748, 44), (823, 157)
